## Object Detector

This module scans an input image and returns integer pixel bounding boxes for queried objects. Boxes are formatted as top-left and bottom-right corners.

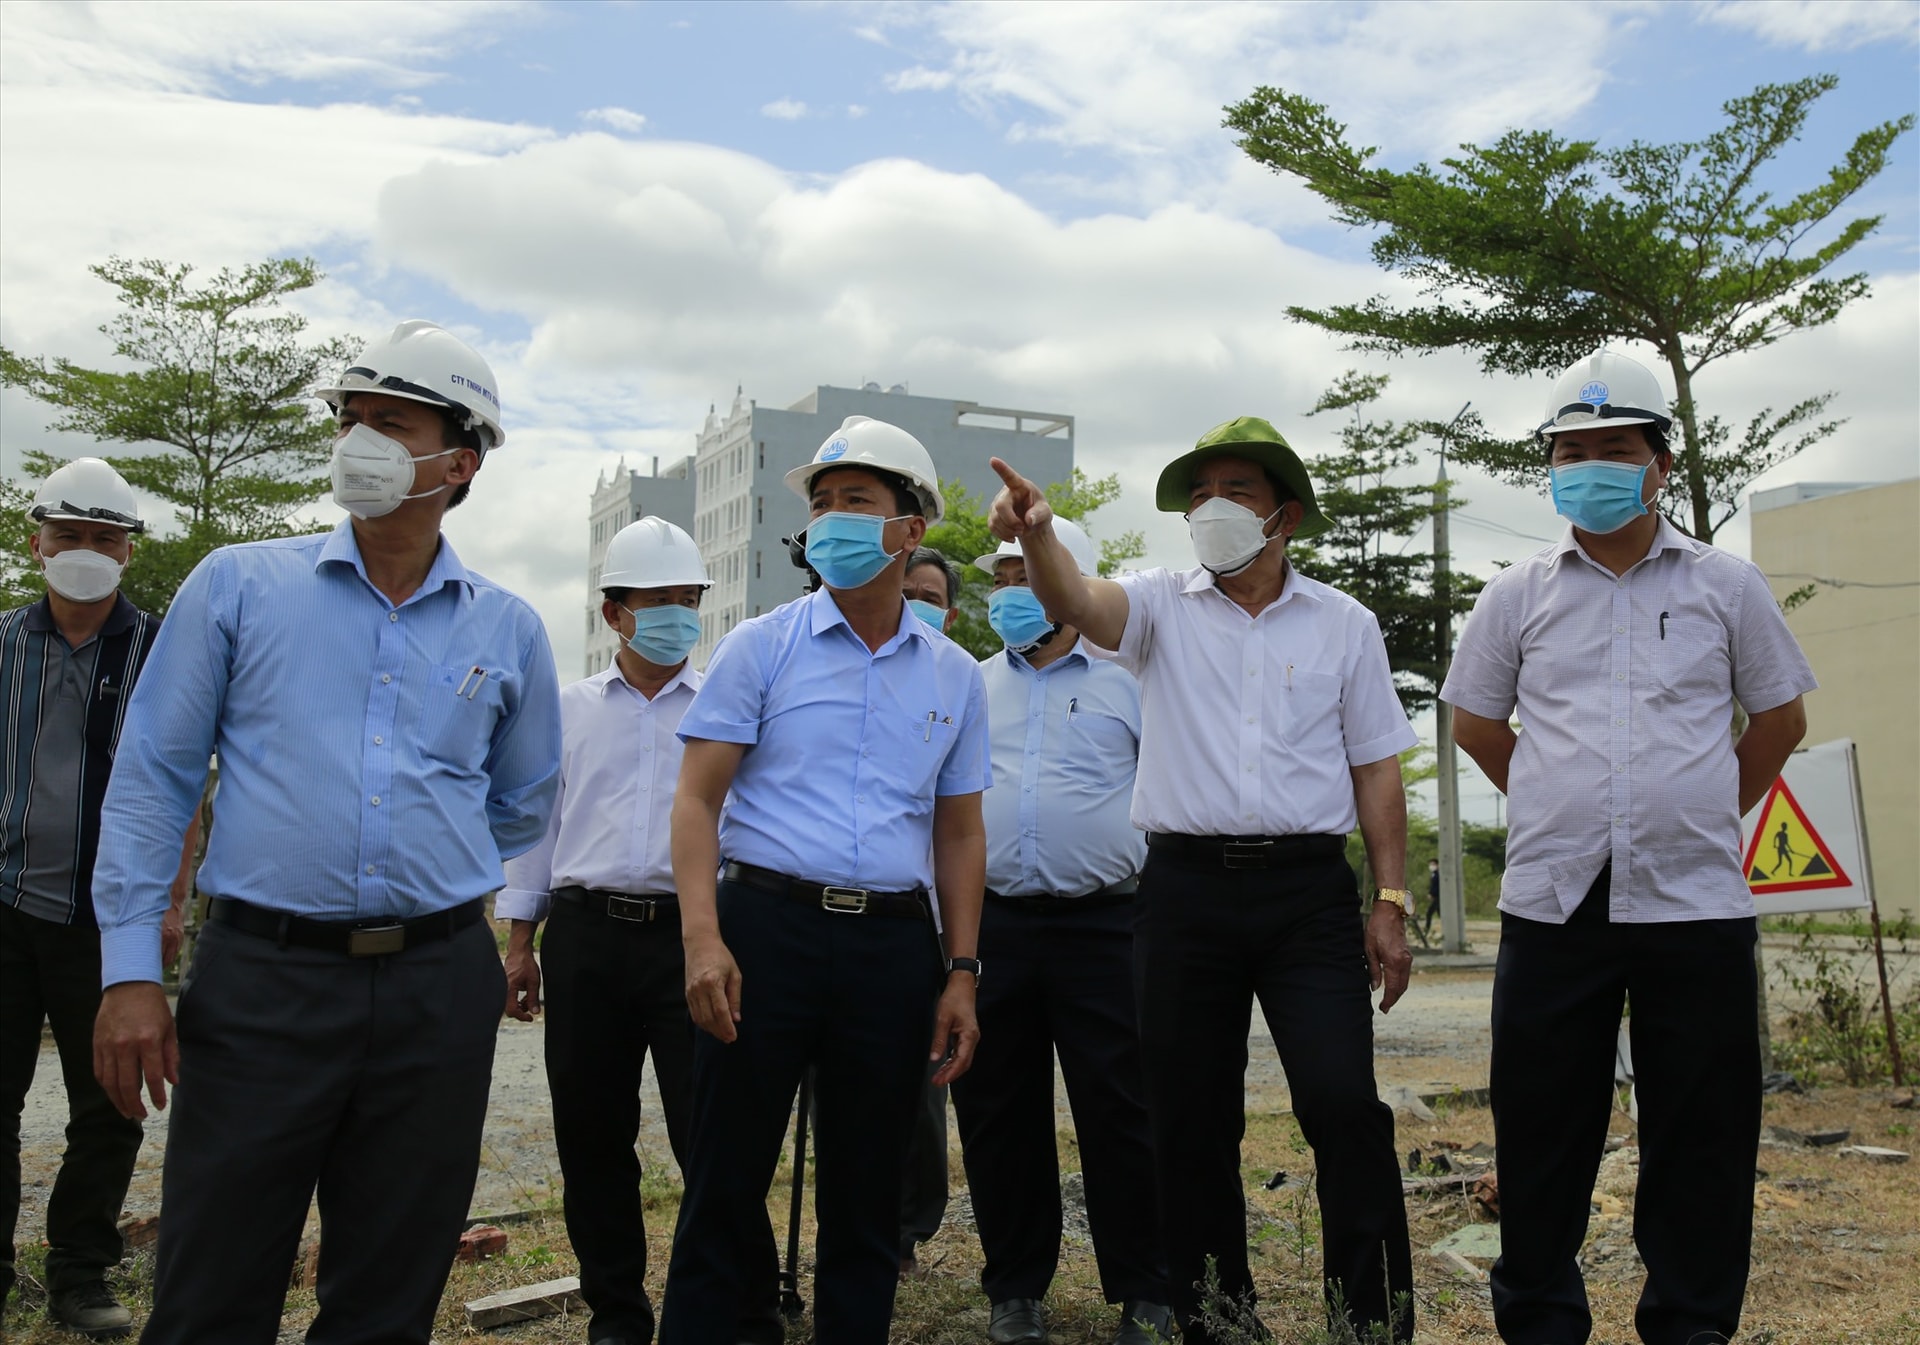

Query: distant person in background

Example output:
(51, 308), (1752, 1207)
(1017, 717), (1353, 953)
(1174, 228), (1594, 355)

(1, 459), (195, 1338)
(1420, 856), (1441, 944)
(1444, 350), (1814, 1345)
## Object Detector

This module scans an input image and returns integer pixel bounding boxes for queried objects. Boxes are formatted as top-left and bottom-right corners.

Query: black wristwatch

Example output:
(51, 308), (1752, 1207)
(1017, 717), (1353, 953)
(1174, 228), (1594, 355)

(947, 956), (983, 983)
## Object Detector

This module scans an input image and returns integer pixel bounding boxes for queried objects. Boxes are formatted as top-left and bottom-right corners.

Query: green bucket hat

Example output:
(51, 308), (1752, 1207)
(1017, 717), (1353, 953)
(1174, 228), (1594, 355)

(1153, 416), (1332, 539)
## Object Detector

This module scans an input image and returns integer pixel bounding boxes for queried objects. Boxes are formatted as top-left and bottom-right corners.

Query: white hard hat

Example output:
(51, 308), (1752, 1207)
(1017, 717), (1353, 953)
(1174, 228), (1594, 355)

(600, 516), (711, 591)
(975, 515), (1097, 577)
(1536, 350), (1672, 444)
(784, 416), (945, 525)
(313, 319), (506, 451)
(28, 457), (145, 534)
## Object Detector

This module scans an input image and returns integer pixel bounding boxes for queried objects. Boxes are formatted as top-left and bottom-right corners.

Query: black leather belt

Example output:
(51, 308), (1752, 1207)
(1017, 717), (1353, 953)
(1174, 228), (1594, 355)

(207, 897), (484, 957)
(986, 876), (1140, 909)
(722, 861), (930, 921)
(1146, 832), (1345, 870)
(553, 885), (678, 925)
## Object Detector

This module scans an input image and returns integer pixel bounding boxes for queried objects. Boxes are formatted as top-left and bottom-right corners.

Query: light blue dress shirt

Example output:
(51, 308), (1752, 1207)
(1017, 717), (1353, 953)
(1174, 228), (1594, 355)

(677, 589), (991, 892)
(93, 521), (562, 986)
(980, 641), (1146, 897)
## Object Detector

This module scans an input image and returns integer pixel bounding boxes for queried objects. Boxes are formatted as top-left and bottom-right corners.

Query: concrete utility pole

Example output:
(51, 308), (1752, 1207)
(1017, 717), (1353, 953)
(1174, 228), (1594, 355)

(1434, 404), (1471, 953)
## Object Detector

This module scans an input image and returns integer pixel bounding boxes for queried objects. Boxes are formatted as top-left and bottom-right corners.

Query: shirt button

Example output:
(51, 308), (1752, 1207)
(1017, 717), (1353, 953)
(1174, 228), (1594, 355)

(365, 865), (376, 876)
(389, 611), (399, 622)
(1615, 765), (1624, 773)
(382, 674), (392, 684)
(371, 795), (381, 806)
(1246, 716), (1256, 724)
(373, 735), (384, 745)
(1614, 718), (1623, 726)
(855, 793), (865, 803)
(1615, 625), (1625, 633)
(644, 745), (653, 753)
(1615, 673), (1625, 681)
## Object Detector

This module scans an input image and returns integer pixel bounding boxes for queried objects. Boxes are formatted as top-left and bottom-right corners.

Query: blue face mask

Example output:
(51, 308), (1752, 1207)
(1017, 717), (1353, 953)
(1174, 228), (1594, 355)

(988, 585), (1057, 652)
(1549, 458), (1654, 535)
(804, 511), (908, 590)
(907, 599), (948, 632)
(625, 604), (702, 666)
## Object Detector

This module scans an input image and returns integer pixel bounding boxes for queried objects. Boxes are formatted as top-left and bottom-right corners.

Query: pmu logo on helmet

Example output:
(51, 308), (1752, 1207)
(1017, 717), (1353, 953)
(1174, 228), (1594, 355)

(1578, 380), (1610, 406)
(819, 438), (849, 462)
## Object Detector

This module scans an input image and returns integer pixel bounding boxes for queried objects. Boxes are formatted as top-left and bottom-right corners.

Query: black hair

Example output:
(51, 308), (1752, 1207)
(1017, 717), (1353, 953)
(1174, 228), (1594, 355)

(905, 547), (961, 606)
(811, 465), (921, 519)
(1541, 423), (1670, 463)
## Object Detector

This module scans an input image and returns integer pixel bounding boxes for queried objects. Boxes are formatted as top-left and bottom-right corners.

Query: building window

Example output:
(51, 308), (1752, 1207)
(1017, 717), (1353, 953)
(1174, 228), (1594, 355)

(756, 495), (763, 524)
(758, 440), (765, 469)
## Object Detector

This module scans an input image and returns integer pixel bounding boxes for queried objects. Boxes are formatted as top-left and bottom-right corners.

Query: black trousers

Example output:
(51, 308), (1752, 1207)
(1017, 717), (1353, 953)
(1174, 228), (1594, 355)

(952, 894), (1165, 1304)
(659, 880), (943, 1345)
(898, 1066), (948, 1259)
(0, 903), (143, 1299)
(142, 916), (502, 1344)
(1490, 881), (1761, 1345)
(542, 896), (782, 1345)
(1134, 847), (1412, 1344)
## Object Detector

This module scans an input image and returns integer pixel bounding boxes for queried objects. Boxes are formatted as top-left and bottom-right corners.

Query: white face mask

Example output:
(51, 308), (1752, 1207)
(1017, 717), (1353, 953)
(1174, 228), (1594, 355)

(330, 422), (457, 520)
(1188, 496), (1282, 576)
(42, 548), (125, 603)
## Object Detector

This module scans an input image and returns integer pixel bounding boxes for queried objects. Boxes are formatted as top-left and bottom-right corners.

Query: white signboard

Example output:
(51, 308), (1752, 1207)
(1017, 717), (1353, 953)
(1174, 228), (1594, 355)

(1739, 738), (1872, 916)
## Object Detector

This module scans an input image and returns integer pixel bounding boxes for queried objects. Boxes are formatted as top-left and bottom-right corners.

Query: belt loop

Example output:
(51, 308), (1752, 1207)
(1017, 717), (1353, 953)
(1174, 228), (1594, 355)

(275, 911), (292, 949)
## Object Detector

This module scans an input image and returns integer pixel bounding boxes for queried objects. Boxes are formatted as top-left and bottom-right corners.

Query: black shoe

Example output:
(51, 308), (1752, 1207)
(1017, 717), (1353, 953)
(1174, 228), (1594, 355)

(989, 1297), (1047, 1344)
(1115, 1300), (1173, 1345)
(47, 1283), (134, 1340)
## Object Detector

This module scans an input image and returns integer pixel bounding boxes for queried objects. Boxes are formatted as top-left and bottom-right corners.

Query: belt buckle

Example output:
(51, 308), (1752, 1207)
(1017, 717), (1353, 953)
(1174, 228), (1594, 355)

(820, 886), (869, 914)
(605, 895), (656, 923)
(348, 923), (406, 957)
(1221, 841), (1272, 871)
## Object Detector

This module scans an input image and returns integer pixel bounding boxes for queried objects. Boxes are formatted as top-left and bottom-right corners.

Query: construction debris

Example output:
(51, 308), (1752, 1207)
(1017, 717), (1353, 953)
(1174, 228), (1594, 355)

(456, 1224), (509, 1263)
(1471, 1172), (1500, 1218)
(465, 1276), (585, 1330)
(1837, 1145), (1909, 1164)
(1381, 1085), (1436, 1121)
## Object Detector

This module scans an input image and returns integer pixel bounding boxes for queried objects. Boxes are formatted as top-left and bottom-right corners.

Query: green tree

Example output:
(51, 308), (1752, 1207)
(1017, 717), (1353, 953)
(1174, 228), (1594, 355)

(924, 467), (1145, 661)
(1294, 371), (1483, 713)
(1, 256), (356, 612)
(1225, 75), (1912, 543)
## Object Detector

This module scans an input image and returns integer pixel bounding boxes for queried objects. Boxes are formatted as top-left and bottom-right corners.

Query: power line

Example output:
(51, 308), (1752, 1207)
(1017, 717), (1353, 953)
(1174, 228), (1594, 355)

(1764, 571), (1920, 590)
(1790, 611), (1918, 638)
(1454, 512), (1559, 545)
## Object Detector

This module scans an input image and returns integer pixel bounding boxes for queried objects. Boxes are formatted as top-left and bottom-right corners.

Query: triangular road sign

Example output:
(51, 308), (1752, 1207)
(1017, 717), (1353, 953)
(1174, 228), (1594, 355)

(1742, 777), (1852, 893)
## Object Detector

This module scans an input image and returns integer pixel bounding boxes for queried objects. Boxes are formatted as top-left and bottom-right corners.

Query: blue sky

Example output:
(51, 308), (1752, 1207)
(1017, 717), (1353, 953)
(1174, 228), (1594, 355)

(3, 0), (1917, 821)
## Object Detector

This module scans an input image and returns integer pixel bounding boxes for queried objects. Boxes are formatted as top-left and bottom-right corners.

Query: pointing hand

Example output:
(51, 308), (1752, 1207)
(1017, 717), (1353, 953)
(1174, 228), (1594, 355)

(988, 457), (1053, 543)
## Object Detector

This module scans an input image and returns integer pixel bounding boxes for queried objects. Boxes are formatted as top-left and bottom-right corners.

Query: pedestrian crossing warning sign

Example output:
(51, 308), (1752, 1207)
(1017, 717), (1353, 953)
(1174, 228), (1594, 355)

(1742, 777), (1851, 893)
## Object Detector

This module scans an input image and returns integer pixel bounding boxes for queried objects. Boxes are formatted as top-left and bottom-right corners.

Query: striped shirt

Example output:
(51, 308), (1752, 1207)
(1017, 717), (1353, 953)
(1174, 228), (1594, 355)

(92, 521), (562, 986)
(1, 594), (160, 925)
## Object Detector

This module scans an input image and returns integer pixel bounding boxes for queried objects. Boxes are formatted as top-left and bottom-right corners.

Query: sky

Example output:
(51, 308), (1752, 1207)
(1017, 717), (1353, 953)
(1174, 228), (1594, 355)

(3, 0), (1917, 823)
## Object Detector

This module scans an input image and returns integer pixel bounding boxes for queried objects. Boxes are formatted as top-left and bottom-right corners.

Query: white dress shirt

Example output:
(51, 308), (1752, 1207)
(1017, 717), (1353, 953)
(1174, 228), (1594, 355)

(1112, 564), (1417, 836)
(980, 640), (1147, 897)
(496, 663), (701, 921)
(1442, 520), (1816, 924)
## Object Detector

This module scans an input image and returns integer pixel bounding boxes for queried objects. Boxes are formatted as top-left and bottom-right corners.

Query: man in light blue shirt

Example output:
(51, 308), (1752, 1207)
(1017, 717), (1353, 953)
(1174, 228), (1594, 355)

(663, 416), (989, 1345)
(90, 321), (561, 1343)
(954, 521), (1169, 1345)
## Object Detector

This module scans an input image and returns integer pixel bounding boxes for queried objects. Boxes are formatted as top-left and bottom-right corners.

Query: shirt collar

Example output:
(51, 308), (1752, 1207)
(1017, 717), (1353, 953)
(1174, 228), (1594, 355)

(317, 518), (473, 603)
(1180, 560), (1323, 608)
(808, 587), (931, 654)
(595, 659), (702, 699)
(1005, 636), (1090, 674)
(23, 592), (139, 636)
(1551, 515), (1702, 570)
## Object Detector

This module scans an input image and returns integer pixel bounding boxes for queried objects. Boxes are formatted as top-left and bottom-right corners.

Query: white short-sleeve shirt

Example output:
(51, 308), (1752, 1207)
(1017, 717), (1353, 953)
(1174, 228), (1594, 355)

(1112, 564), (1417, 837)
(1441, 520), (1817, 924)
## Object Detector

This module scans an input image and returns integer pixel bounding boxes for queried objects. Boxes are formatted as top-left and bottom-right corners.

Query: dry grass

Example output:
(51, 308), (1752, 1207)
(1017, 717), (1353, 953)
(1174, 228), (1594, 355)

(5, 1090), (1916, 1343)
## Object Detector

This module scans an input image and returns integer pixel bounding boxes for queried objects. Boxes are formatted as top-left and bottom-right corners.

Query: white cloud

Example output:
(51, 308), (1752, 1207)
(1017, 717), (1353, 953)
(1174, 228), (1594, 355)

(846, 104), (869, 119)
(582, 106), (648, 135)
(885, 65), (955, 92)
(760, 97), (810, 121)
(1701, 0), (1919, 52)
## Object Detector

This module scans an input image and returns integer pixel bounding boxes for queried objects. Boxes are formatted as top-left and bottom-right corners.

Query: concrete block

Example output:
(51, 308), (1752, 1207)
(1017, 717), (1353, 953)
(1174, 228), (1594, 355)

(465, 1276), (585, 1329)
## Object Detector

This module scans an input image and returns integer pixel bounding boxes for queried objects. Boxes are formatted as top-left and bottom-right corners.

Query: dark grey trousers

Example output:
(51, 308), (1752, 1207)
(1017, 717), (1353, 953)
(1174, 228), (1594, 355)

(141, 916), (503, 1344)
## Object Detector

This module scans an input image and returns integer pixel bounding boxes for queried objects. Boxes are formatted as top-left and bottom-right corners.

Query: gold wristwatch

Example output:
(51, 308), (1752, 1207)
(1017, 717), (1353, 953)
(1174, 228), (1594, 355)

(1374, 888), (1412, 915)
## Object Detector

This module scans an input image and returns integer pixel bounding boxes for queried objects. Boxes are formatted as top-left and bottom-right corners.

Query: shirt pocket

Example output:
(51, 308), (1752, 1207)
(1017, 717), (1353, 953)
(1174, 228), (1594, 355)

(1060, 708), (1135, 790)
(1654, 619), (1729, 701)
(422, 663), (509, 769)
(892, 711), (958, 796)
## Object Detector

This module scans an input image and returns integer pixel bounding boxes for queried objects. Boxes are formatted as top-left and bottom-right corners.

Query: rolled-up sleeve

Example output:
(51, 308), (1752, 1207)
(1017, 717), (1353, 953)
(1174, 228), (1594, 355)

(94, 554), (231, 987)
(483, 618), (562, 862)
(1442, 583), (1520, 721)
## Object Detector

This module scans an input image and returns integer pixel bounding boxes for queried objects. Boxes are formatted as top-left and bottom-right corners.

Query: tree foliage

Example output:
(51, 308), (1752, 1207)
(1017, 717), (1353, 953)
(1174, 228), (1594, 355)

(1, 256), (355, 612)
(1292, 371), (1483, 714)
(1225, 75), (1912, 543)
(924, 467), (1145, 661)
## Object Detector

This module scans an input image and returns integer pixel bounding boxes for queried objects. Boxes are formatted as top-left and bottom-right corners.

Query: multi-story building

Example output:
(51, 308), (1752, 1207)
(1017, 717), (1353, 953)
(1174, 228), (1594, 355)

(1751, 477), (1920, 922)
(585, 381), (1075, 672)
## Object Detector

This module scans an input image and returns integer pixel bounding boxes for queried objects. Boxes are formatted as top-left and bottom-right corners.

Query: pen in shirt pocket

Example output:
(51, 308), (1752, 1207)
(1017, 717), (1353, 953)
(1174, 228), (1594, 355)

(1066, 697), (1078, 723)
(456, 666), (489, 699)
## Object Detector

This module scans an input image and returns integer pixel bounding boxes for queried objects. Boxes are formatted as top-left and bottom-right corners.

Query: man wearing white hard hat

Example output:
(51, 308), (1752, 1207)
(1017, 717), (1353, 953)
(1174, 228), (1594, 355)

(1443, 351), (1814, 1345)
(90, 321), (562, 1341)
(499, 516), (779, 1345)
(953, 516), (1170, 1345)
(1, 459), (197, 1336)
(662, 416), (989, 1344)
(987, 419), (1417, 1345)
